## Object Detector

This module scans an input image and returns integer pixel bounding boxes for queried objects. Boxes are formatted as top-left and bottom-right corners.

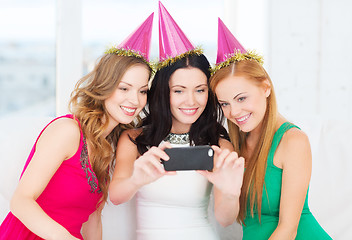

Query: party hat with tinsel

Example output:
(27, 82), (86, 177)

(105, 13), (154, 64)
(212, 18), (263, 74)
(158, 1), (202, 69)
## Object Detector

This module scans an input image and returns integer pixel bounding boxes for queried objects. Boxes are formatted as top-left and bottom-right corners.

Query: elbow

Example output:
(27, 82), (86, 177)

(9, 193), (22, 217)
(108, 186), (128, 206)
(217, 218), (235, 227)
(109, 195), (122, 205)
(215, 213), (236, 227)
(108, 188), (121, 205)
(276, 222), (298, 239)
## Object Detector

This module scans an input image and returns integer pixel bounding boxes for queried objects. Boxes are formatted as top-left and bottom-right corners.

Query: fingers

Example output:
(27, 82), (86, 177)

(197, 170), (211, 178)
(159, 142), (172, 151)
(214, 147), (243, 170)
(233, 156), (245, 168)
(147, 146), (170, 161)
(211, 145), (221, 154)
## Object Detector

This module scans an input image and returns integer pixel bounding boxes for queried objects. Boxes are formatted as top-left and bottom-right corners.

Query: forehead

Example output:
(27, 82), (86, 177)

(120, 64), (149, 86)
(169, 68), (207, 87)
(215, 75), (259, 97)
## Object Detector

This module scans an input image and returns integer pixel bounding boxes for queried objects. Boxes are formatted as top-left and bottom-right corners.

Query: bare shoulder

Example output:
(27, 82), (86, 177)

(279, 126), (312, 168)
(117, 128), (142, 159)
(43, 117), (80, 139)
(37, 117), (81, 159)
(218, 137), (234, 151)
(38, 117), (81, 143)
(120, 128), (142, 140)
(281, 127), (310, 150)
(119, 128), (142, 145)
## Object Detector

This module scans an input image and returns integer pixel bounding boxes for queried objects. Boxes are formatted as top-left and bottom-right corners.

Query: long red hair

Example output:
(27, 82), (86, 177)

(210, 60), (277, 224)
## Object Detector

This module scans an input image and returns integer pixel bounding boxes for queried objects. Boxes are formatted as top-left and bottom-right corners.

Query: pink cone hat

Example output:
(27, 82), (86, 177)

(216, 18), (247, 64)
(118, 12), (154, 61)
(158, 1), (195, 61)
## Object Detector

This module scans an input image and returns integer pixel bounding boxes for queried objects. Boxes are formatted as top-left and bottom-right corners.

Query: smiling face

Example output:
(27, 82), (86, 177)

(169, 67), (208, 133)
(104, 64), (149, 126)
(215, 75), (270, 134)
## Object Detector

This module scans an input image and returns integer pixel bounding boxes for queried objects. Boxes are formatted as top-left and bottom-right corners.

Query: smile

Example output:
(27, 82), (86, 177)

(121, 106), (137, 116)
(235, 113), (251, 124)
(179, 108), (198, 116)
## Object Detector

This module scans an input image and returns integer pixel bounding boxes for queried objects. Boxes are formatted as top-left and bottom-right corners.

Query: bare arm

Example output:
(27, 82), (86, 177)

(81, 202), (104, 240)
(10, 118), (81, 240)
(198, 138), (244, 227)
(269, 128), (312, 240)
(109, 130), (172, 205)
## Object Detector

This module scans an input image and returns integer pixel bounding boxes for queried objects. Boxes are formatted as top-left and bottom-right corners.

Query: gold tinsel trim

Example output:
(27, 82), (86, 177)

(211, 50), (264, 75)
(104, 46), (154, 72)
(156, 47), (204, 70)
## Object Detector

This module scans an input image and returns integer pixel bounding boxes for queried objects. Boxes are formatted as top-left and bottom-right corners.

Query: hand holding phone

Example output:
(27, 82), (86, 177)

(162, 145), (214, 171)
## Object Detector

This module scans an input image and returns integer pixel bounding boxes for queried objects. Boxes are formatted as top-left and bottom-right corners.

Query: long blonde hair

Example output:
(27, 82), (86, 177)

(210, 60), (277, 224)
(69, 54), (152, 203)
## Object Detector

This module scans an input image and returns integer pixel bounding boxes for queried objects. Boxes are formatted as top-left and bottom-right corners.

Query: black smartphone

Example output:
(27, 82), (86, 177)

(162, 145), (214, 171)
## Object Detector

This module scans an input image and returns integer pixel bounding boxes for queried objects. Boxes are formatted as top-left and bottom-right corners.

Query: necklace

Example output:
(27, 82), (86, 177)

(164, 132), (190, 144)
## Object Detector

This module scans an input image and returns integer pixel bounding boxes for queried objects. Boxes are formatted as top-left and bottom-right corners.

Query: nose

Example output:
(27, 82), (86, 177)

(128, 90), (139, 106)
(185, 91), (196, 106)
(229, 103), (241, 118)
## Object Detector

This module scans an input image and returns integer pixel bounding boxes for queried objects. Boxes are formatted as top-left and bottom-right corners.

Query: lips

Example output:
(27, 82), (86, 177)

(120, 106), (137, 116)
(179, 108), (198, 116)
(235, 113), (251, 125)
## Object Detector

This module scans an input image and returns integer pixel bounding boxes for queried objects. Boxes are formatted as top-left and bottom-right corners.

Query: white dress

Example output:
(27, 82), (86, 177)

(136, 135), (219, 240)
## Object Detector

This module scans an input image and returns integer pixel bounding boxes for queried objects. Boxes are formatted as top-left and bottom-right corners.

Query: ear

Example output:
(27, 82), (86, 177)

(263, 79), (271, 98)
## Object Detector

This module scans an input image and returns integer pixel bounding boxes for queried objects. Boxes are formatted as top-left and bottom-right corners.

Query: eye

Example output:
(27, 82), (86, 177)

(220, 102), (229, 107)
(173, 90), (182, 94)
(196, 88), (206, 93)
(119, 87), (128, 91)
(238, 96), (246, 102)
(140, 89), (148, 95)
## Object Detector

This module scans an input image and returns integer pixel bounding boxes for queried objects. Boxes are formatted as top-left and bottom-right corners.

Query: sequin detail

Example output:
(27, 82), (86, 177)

(80, 137), (101, 193)
(164, 132), (190, 144)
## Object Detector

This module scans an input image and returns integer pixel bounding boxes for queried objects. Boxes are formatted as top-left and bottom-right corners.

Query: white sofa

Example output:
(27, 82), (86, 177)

(0, 115), (350, 239)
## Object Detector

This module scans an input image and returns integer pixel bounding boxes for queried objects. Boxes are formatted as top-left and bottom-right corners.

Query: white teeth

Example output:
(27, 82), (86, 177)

(183, 109), (196, 113)
(121, 106), (135, 113)
(237, 114), (250, 122)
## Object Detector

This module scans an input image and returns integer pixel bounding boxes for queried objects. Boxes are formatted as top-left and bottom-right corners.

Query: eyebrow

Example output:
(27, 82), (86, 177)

(170, 84), (208, 88)
(120, 81), (148, 88)
(218, 92), (246, 102)
(233, 92), (245, 99)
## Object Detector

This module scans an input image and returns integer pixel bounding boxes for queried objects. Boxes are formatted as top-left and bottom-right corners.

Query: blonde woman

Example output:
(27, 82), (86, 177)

(0, 14), (154, 240)
(209, 18), (332, 240)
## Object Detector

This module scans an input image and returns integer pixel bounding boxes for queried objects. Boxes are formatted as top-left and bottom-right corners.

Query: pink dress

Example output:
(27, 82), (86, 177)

(0, 115), (102, 240)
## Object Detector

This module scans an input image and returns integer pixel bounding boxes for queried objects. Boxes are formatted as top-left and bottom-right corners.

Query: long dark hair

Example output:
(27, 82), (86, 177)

(135, 54), (228, 155)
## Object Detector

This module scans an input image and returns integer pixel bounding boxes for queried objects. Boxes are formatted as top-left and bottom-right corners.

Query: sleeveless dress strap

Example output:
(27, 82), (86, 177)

(267, 122), (300, 167)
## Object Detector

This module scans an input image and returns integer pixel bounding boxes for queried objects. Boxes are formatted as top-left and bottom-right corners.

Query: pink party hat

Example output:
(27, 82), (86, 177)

(158, 1), (202, 68)
(216, 18), (247, 64)
(212, 18), (263, 74)
(105, 13), (154, 62)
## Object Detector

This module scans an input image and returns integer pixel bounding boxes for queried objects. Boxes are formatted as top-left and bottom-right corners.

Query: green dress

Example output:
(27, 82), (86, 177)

(242, 122), (332, 240)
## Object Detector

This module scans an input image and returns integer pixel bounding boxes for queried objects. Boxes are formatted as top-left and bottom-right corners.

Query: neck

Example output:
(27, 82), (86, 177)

(102, 115), (119, 139)
(170, 123), (191, 134)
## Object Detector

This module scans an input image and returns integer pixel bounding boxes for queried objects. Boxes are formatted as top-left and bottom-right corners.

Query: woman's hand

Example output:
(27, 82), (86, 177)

(198, 145), (245, 226)
(198, 145), (244, 198)
(130, 142), (175, 188)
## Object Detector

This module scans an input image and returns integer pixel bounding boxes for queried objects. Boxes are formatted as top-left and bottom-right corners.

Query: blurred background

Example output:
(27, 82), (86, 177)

(1, 0), (351, 120)
(0, 0), (351, 239)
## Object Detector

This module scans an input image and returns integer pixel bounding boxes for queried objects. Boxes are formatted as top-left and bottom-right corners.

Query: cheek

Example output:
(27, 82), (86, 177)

(221, 107), (231, 119)
(169, 94), (181, 108)
(198, 94), (208, 107)
(140, 95), (147, 107)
